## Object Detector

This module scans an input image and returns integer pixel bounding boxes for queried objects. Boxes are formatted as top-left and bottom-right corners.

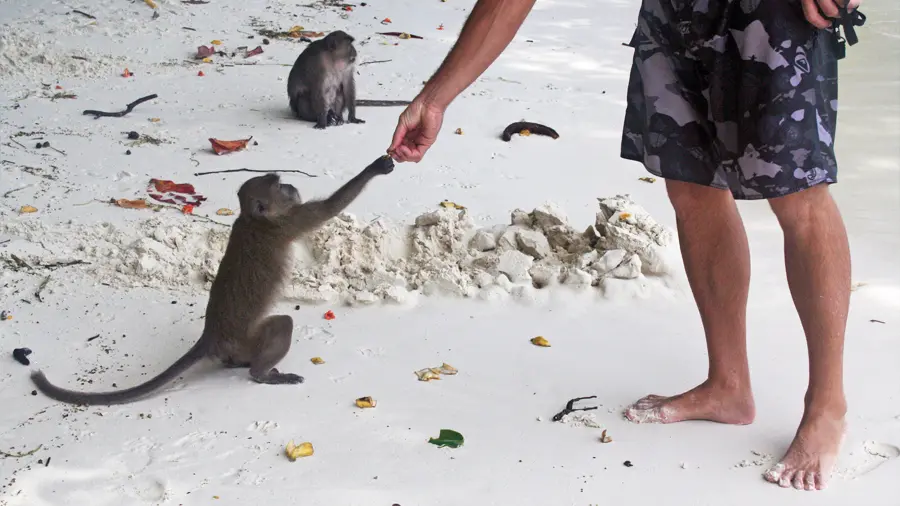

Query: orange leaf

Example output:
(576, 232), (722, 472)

(182, 204), (195, 214)
(324, 310), (336, 321)
(209, 137), (252, 155)
(114, 198), (149, 209)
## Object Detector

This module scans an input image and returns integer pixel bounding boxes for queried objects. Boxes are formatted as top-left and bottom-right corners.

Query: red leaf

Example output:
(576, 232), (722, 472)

(209, 137), (252, 155)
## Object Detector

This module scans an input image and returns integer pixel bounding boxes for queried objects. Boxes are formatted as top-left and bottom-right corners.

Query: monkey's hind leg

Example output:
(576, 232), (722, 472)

(248, 315), (304, 385)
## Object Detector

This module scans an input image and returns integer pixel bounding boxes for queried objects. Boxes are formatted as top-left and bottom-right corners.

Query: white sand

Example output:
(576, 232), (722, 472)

(1, 0), (899, 504)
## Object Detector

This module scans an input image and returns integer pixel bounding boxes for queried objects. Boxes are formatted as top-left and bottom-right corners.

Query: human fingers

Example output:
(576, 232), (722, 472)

(802, 0), (831, 28)
(388, 116), (412, 154)
(815, 0), (841, 18)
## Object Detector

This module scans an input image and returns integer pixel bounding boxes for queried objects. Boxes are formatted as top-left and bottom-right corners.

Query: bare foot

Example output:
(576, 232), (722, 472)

(624, 381), (755, 425)
(764, 406), (847, 491)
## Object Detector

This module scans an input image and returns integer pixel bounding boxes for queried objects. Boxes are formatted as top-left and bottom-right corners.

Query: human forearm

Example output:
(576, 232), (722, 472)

(420, 0), (536, 109)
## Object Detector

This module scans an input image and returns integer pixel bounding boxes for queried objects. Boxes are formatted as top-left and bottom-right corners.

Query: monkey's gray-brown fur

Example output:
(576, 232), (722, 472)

(287, 30), (410, 129)
(30, 156), (395, 405)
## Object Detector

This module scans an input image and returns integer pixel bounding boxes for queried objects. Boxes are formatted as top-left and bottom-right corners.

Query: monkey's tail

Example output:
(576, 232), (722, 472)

(355, 99), (411, 107)
(30, 339), (209, 406)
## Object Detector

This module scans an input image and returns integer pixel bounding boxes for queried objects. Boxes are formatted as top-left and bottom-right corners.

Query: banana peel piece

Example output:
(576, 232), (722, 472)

(285, 440), (314, 461)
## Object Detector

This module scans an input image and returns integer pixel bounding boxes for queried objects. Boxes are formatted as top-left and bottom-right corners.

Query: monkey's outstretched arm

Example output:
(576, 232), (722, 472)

(287, 155), (394, 235)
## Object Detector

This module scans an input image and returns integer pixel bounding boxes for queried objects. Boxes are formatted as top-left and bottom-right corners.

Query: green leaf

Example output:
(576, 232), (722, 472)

(428, 429), (464, 448)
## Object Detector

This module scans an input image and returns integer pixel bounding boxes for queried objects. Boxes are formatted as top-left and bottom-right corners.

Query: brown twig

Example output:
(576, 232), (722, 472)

(35, 275), (50, 302)
(9, 138), (27, 150)
(0, 444), (42, 458)
(83, 94), (158, 119)
(71, 55), (90, 61)
(194, 168), (317, 177)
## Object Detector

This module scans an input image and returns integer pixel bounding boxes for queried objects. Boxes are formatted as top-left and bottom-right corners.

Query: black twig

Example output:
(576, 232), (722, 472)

(359, 59), (392, 66)
(71, 55), (90, 61)
(72, 9), (96, 19)
(194, 168), (318, 177)
(551, 395), (598, 422)
(83, 94), (158, 119)
(87, 334), (100, 342)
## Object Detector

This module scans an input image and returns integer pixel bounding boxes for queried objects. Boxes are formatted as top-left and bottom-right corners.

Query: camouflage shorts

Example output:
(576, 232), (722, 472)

(620, 0), (844, 200)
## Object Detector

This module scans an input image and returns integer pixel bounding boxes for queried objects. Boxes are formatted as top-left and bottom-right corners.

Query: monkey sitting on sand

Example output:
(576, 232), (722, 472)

(31, 155), (395, 406)
(287, 30), (410, 129)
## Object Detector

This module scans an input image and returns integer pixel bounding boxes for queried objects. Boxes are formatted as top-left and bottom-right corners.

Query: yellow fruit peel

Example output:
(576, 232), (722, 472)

(531, 336), (551, 347)
(355, 396), (377, 408)
(285, 440), (314, 461)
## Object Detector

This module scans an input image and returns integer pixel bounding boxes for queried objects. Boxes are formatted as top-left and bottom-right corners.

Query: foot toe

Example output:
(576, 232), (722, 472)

(805, 472), (817, 491)
(792, 470), (806, 490)
(778, 469), (795, 488)
(764, 463), (785, 483)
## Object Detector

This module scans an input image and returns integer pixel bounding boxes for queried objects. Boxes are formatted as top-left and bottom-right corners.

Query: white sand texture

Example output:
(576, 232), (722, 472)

(1, 0), (899, 505)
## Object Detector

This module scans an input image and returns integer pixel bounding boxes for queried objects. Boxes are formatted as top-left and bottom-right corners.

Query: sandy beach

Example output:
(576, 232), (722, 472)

(1, 0), (898, 504)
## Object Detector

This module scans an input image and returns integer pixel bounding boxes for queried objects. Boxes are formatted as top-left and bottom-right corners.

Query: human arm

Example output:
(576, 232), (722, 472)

(388, 0), (537, 162)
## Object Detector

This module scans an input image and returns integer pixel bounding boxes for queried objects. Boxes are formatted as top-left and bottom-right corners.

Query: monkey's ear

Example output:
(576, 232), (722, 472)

(251, 199), (267, 217)
(326, 35), (338, 50)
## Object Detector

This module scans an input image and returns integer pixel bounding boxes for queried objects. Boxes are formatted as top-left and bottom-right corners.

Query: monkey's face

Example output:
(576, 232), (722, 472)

(237, 174), (302, 220)
(325, 30), (357, 64)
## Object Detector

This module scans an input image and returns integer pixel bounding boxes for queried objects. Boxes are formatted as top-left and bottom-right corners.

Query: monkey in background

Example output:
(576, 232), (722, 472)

(31, 155), (396, 405)
(288, 30), (410, 129)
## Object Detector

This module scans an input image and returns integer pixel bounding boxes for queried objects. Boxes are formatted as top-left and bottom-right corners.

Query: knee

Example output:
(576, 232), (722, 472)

(666, 180), (734, 218)
(768, 185), (832, 230)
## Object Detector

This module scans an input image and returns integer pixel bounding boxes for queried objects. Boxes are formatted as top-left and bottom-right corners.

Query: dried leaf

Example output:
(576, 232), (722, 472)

(454, 128), (463, 135)
(531, 336), (550, 347)
(114, 198), (149, 209)
(310, 357), (325, 365)
(211, 39), (223, 45)
(638, 176), (657, 183)
(144, 0), (157, 8)
(19, 205), (38, 214)
(415, 368), (441, 382)
(196, 45), (216, 59)
(181, 204), (194, 214)
(209, 137), (252, 155)
(438, 363), (457, 375)
(355, 396), (376, 408)
(324, 310), (336, 320)
(618, 212), (632, 221)
(122, 68), (133, 77)
(600, 429), (613, 443)
(149, 117), (161, 122)
(285, 440), (314, 461)
(216, 208), (234, 216)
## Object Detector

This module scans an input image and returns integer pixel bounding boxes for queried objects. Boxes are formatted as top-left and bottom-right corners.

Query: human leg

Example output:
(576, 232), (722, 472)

(624, 180), (755, 425)
(763, 185), (850, 490)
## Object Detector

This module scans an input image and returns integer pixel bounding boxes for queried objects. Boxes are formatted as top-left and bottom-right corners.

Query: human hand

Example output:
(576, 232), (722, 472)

(387, 97), (445, 163)
(801, 0), (862, 29)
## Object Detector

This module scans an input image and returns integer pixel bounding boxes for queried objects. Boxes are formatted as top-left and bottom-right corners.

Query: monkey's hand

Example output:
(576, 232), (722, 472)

(349, 116), (366, 125)
(365, 155), (395, 175)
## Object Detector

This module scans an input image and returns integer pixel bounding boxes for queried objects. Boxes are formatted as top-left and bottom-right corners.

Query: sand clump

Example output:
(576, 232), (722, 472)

(0, 196), (675, 305)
